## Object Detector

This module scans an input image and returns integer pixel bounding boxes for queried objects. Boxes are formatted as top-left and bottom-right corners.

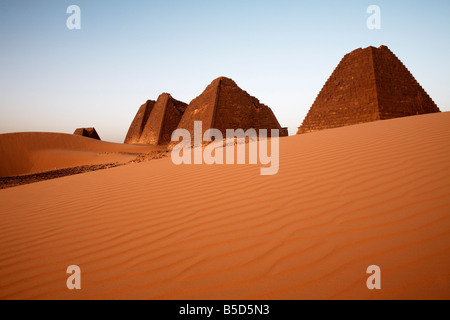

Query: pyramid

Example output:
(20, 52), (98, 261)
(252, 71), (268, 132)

(297, 45), (440, 134)
(124, 100), (156, 144)
(175, 77), (288, 141)
(124, 94), (188, 145)
(73, 127), (101, 140)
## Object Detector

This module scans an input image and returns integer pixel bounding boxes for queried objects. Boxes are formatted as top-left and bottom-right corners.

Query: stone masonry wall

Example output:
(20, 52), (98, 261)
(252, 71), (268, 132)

(159, 97), (188, 145)
(297, 46), (440, 134)
(138, 93), (188, 145)
(297, 47), (380, 134)
(177, 77), (287, 142)
(124, 100), (155, 144)
(374, 46), (440, 119)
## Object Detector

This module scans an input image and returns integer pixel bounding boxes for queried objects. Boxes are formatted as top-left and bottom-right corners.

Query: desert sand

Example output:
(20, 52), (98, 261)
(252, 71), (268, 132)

(0, 112), (449, 299)
(0, 132), (160, 178)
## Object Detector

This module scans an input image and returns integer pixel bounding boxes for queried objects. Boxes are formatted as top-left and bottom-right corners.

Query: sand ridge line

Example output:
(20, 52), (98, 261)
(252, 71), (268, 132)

(0, 150), (169, 190)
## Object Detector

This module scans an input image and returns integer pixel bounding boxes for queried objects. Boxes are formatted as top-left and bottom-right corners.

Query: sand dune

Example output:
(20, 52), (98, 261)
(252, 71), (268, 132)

(0, 113), (449, 299)
(0, 132), (159, 177)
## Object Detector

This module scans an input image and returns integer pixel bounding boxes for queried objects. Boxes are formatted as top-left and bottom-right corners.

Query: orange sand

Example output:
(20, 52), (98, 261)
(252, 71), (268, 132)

(0, 113), (449, 299)
(0, 132), (158, 177)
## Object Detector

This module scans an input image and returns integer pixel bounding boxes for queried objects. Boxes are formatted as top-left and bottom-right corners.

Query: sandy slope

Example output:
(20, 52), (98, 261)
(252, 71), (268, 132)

(0, 113), (449, 300)
(0, 132), (158, 177)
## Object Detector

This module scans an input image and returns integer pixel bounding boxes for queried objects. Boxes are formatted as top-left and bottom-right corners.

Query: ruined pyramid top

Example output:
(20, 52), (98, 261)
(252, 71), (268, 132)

(175, 76), (287, 139)
(207, 76), (238, 88)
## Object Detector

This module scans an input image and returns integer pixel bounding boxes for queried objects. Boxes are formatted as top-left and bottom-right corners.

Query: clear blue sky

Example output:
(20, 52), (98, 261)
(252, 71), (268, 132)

(1, 0), (449, 142)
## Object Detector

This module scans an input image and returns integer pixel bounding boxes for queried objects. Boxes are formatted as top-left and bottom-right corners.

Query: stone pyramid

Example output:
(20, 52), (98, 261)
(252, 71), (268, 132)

(297, 45), (440, 134)
(176, 77), (288, 140)
(125, 93), (187, 145)
(73, 127), (101, 140)
(124, 100), (156, 144)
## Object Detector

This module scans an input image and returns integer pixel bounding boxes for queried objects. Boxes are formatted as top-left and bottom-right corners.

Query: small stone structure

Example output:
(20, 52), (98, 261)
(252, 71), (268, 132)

(73, 127), (101, 140)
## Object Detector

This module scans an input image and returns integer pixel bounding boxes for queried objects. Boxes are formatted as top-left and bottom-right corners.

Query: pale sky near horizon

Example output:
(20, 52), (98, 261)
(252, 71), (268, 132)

(1, 0), (449, 143)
